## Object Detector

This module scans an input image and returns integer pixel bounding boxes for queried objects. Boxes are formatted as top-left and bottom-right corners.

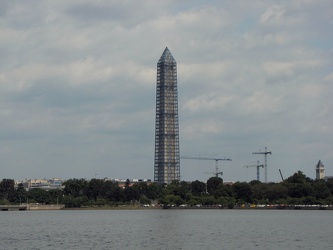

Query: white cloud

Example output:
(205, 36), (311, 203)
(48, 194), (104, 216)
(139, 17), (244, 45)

(182, 94), (233, 113)
(240, 91), (285, 115)
(261, 5), (286, 23)
(323, 72), (333, 83)
(299, 84), (323, 98)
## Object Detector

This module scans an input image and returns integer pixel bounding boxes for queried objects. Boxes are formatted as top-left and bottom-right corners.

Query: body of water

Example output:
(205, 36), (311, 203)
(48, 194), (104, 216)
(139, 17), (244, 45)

(0, 209), (332, 249)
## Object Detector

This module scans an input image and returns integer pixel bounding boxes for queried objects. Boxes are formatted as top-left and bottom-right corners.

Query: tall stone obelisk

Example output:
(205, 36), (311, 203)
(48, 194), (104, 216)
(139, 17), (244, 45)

(154, 47), (180, 184)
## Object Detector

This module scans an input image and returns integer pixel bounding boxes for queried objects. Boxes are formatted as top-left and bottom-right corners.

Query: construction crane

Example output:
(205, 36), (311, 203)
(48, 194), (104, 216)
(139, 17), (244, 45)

(252, 147), (272, 183)
(279, 169), (284, 182)
(243, 161), (264, 181)
(181, 156), (232, 178)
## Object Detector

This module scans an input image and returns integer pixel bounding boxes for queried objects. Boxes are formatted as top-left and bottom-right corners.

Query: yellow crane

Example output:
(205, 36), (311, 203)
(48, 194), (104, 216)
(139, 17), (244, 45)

(181, 156), (232, 178)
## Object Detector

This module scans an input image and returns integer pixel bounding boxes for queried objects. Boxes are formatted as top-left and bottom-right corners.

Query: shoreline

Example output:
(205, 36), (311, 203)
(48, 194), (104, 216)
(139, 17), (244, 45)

(2, 204), (332, 211)
(59, 204), (333, 211)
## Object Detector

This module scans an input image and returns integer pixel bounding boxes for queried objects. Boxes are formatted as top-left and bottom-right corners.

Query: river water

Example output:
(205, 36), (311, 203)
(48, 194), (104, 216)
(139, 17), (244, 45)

(0, 209), (332, 249)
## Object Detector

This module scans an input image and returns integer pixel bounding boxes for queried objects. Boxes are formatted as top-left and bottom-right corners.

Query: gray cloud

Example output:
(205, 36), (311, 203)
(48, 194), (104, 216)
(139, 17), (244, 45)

(0, 0), (332, 182)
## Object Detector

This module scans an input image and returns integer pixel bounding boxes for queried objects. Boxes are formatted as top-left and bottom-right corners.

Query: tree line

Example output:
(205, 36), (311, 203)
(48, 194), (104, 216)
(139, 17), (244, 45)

(1, 171), (332, 208)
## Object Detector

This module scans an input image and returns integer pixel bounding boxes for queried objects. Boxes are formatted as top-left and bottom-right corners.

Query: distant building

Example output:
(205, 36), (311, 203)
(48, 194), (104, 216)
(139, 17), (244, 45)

(17, 178), (64, 190)
(316, 160), (325, 180)
(103, 178), (153, 189)
(154, 47), (180, 184)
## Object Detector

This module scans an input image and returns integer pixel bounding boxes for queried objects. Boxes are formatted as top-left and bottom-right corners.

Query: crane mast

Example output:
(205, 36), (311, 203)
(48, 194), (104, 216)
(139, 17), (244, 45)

(252, 147), (272, 183)
(244, 161), (264, 181)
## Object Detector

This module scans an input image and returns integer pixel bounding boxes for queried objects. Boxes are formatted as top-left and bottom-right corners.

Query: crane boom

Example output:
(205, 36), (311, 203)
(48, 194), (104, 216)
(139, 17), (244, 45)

(181, 156), (232, 161)
(279, 169), (284, 181)
(181, 156), (232, 178)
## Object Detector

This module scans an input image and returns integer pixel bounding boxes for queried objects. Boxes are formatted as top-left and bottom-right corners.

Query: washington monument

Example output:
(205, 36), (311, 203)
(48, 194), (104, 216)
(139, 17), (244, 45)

(154, 47), (180, 184)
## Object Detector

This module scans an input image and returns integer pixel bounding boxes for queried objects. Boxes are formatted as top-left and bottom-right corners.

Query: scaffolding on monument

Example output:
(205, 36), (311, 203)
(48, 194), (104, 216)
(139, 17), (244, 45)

(154, 47), (180, 184)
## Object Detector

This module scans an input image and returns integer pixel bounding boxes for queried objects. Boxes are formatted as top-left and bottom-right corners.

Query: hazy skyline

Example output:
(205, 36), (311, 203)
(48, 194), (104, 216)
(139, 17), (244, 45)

(1, 0), (332, 182)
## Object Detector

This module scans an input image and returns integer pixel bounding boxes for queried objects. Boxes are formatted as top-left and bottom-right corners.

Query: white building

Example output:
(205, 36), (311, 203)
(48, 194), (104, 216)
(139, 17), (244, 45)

(316, 160), (325, 180)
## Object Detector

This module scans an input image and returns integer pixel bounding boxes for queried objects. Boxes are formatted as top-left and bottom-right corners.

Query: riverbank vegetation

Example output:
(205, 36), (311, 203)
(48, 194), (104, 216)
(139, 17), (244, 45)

(1, 171), (332, 208)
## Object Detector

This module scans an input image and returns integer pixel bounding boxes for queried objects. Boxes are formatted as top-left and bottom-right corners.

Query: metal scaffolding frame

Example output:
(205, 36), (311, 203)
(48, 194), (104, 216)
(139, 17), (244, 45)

(154, 47), (180, 184)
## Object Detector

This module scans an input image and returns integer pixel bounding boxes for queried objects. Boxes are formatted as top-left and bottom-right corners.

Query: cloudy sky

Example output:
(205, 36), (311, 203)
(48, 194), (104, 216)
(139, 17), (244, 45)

(1, 0), (332, 182)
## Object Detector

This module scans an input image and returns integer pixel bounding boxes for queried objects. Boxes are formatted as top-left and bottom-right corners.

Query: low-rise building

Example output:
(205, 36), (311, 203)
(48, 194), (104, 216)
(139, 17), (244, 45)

(16, 178), (64, 190)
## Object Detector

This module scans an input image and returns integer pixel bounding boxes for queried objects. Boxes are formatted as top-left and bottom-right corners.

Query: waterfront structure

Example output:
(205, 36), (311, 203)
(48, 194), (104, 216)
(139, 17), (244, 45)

(154, 47), (180, 184)
(316, 160), (325, 180)
(17, 178), (64, 190)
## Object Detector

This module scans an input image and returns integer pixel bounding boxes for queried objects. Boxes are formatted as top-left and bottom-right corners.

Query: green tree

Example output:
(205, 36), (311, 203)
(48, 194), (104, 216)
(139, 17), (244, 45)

(302, 196), (317, 205)
(124, 186), (140, 202)
(191, 180), (206, 196)
(213, 184), (232, 198)
(325, 177), (333, 195)
(264, 183), (288, 202)
(161, 194), (183, 206)
(165, 180), (180, 196)
(206, 177), (223, 195)
(86, 179), (104, 201)
(106, 182), (124, 202)
(201, 196), (215, 205)
(250, 181), (266, 202)
(63, 179), (88, 198)
(0, 179), (15, 201)
(285, 171), (312, 184)
(48, 189), (64, 204)
(28, 188), (51, 204)
(63, 196), (90, 208)
(146, 182), (164, 200)
(179, 181), (191, 200)
(216, 196), (236, 208)
(13, 183), (28, 204)
(232, 182), (252, 203)
(312, 180), (331, 199)
(284, 171), (314, 199)
(133, 182), (149, 196)
(287, 183), (313, 198)
(99, 180), (124, 203)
